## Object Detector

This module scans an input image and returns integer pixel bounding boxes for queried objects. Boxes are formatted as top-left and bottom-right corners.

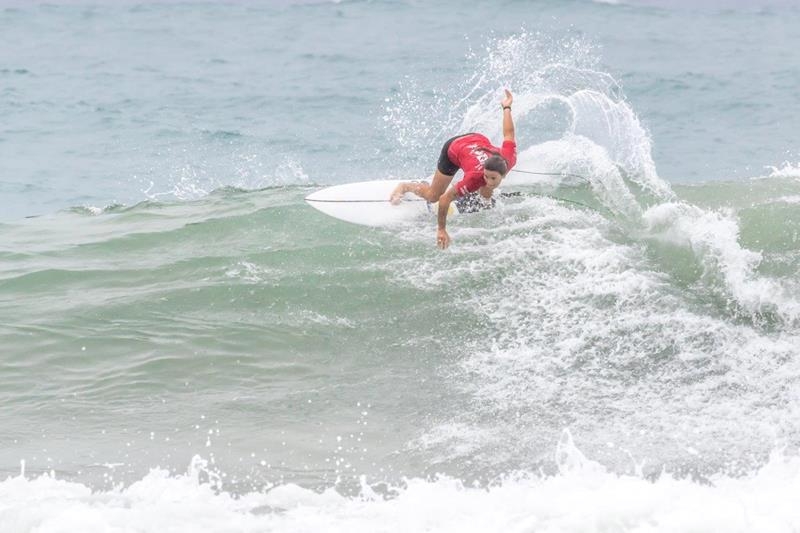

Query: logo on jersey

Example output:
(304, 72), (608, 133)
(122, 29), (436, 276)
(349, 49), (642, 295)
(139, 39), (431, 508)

(467, 143), (489, 172)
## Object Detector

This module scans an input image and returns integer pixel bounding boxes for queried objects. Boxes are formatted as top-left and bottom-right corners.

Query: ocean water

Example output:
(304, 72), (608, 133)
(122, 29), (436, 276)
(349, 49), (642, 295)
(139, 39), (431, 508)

(2, 0), (800, 531)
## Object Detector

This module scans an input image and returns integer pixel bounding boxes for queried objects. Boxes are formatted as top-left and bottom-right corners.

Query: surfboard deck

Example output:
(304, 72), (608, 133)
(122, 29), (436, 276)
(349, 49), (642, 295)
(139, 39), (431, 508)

(305, 179), (458, 227)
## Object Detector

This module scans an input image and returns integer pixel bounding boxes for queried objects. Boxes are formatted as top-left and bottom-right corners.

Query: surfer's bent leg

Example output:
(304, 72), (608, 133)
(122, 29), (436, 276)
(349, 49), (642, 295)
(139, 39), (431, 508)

(390, 135), (461, 204)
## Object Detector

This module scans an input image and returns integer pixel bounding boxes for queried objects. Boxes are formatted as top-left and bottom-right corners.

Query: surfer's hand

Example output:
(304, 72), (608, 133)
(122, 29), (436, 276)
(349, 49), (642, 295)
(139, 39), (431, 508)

(437, 229), (450, 249)
(501, 89), (513, 109)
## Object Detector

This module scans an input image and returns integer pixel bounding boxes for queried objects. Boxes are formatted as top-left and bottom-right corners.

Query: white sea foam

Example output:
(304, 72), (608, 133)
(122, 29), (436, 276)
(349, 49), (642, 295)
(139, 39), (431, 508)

(385, 190), (800, 479)
(766, 161), (800, 179)
(774, 195), (800, 204)
(3, 438), (800, 533)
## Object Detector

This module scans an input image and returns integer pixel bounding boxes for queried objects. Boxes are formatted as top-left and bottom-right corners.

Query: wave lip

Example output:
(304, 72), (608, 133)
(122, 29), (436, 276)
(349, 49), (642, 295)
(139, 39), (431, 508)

(644, 200), (800, 323)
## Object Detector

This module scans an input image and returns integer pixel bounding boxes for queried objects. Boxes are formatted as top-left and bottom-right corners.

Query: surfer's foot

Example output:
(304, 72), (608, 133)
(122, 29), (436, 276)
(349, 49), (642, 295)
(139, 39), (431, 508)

(389, 183), (407, 205)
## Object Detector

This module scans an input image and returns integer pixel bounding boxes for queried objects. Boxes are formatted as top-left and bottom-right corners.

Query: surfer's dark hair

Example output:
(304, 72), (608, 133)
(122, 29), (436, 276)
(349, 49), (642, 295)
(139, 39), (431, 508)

(484, 154), (509, 176)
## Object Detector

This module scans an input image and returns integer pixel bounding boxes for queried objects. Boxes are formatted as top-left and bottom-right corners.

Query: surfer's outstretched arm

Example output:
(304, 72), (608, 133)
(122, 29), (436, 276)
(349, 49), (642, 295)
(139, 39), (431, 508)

(436, 188), (458, 249)
(501, 89), (515, 142)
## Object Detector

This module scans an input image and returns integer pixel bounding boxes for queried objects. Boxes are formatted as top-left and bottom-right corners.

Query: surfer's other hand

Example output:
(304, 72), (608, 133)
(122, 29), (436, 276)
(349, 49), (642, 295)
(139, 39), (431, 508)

(437, 229), (450, 250)
(501, 89), (513, 108)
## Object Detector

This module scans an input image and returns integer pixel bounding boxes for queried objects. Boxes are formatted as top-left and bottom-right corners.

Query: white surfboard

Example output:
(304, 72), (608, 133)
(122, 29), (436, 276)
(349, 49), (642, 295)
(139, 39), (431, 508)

(305, 179), (458, 227)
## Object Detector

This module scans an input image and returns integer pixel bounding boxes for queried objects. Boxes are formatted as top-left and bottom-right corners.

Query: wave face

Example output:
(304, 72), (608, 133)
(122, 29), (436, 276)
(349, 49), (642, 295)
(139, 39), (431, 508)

(2, 1), (800, 531)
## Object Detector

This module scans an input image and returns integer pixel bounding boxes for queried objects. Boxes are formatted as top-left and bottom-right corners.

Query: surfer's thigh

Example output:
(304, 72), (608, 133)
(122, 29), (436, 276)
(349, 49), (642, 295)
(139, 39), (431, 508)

(428, 170), (455, 199)
(429, 135), (462, 199)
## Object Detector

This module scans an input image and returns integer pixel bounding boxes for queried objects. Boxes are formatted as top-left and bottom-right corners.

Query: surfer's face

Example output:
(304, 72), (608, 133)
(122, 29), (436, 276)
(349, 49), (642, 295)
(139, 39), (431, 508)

(483, 169), (504, 189)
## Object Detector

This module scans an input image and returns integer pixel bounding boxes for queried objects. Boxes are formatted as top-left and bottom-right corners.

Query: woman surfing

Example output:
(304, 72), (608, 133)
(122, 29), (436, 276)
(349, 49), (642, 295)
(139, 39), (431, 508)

(390, 90), (517, 249)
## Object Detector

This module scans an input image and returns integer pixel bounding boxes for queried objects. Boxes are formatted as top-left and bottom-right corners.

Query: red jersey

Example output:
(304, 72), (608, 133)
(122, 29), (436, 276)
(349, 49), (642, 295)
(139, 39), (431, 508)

(448, 133), (517, 197)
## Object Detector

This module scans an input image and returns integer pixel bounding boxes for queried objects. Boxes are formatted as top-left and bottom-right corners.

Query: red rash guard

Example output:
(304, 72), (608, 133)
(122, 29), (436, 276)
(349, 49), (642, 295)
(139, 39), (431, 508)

(448, 133), (517, 197)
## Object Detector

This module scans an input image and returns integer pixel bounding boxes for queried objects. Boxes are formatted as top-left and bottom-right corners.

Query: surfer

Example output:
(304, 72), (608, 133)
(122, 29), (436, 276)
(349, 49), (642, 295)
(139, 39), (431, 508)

(389, 90), (516, 249)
